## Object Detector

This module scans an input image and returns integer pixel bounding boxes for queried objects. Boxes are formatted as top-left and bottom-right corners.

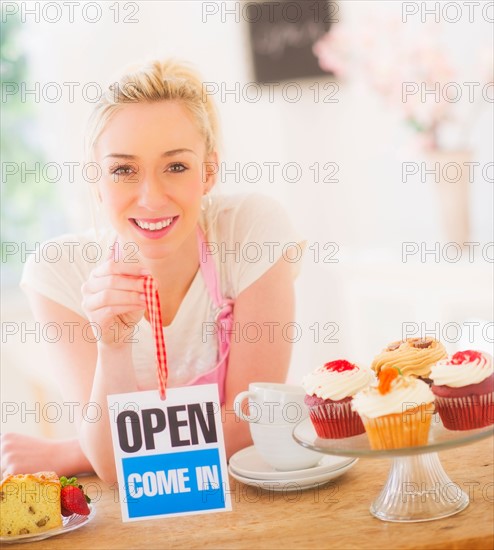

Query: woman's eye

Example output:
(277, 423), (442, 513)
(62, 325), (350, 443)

(109, 164), (136, 176)
(169, 163), (187, 173)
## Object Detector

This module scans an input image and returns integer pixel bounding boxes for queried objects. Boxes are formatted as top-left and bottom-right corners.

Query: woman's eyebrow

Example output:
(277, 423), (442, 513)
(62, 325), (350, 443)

(104, 149), (196, 160)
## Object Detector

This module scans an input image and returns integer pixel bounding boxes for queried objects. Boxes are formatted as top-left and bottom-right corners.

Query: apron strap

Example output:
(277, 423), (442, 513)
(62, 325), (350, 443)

(196, 226), (234, 373)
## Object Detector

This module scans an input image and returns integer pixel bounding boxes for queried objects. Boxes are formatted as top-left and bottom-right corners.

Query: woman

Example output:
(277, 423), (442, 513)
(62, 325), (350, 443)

(1, 60), (302, 483)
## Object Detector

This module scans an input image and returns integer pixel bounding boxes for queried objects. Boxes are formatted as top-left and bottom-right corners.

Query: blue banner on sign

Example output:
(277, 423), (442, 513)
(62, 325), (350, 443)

(122, 448), (225, 518)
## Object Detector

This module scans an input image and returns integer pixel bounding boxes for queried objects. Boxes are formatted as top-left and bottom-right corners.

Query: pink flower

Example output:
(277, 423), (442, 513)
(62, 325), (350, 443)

(313, 26), (351, 79)
(312, 15), (488, 151)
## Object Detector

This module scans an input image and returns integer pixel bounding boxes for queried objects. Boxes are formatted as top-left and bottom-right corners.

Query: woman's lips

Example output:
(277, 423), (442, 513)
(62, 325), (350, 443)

(129, 216), (179, 240)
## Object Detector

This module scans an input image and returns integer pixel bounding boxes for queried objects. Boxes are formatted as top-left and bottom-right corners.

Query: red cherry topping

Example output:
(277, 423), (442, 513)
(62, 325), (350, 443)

(324, 359), (357, 372)
(451, 350), (482, 365)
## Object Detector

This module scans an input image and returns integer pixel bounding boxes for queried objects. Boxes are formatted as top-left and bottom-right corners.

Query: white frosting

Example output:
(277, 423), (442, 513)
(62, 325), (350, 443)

(302, 365), (375, 401)
(430, 352), (493, 387)
(351, 376), (434, 418)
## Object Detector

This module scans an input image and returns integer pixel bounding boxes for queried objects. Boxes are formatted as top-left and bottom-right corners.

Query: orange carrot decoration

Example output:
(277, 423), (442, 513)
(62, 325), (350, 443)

(378, 367), (400, 395)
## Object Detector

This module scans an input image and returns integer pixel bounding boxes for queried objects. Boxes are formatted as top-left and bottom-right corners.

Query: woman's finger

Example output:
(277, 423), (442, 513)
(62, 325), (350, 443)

(82, 288), (146, 313)
(92, 305), (146, 321)
(83, 273), (146, 295)
(91, 258), (149, 279)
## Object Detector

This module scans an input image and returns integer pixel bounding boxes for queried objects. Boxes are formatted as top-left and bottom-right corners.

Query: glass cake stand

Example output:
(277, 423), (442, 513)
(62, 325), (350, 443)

(293, 416), (494, 523)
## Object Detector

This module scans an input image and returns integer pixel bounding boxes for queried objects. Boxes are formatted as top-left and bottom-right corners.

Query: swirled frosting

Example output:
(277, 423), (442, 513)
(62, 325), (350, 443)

(430, 350), (493, 388)
(302, 359), (375, 401)
(371, 338), (447, 378)
(351, 375), (434, 418)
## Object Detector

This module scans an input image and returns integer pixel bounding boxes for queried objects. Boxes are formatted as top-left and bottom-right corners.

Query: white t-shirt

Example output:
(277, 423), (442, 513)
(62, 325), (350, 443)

(20, 194), (302, 390)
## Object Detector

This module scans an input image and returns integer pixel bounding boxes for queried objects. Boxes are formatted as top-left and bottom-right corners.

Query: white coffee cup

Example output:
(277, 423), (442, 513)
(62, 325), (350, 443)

(234, 383), (322, 471)
(233, 382), (308, 425)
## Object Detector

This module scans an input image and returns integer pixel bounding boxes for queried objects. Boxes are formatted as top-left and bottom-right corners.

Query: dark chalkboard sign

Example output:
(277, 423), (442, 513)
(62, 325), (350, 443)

(248, 1), (336, 83)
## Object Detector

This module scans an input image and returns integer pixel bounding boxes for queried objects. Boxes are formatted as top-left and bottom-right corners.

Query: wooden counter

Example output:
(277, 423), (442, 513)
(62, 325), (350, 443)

(6, 437), (493, 549)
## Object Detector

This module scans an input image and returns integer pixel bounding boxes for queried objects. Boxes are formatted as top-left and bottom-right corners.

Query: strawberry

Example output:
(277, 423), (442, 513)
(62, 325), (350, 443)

(60, 476), (91, 516)
(61, 505), (73, 517)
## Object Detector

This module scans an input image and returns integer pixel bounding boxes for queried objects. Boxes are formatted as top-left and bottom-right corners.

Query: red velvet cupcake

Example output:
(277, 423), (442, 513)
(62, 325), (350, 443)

(302, 359), (374, 438)
(430, 350), (493, 430)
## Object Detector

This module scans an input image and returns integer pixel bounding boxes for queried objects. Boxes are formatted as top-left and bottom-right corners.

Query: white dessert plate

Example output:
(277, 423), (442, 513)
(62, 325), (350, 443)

(229, 445), (355, 481)
(228, 459), (357, 491)
(0, 504), (96, 544)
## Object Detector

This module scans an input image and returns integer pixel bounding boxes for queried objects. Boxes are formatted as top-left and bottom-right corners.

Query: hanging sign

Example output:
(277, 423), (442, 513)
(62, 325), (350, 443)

(108, 384), (231, 521)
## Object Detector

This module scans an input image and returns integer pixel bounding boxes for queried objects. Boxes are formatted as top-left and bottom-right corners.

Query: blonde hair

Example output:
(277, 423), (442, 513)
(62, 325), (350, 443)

(85, 59), (220, 161)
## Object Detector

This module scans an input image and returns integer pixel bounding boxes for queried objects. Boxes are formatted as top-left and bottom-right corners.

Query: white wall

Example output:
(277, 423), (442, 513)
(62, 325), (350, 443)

(2, 1), (492, 436)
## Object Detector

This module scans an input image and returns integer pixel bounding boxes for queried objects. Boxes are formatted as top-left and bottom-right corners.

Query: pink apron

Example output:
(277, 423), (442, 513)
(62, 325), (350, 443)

(182, 227), (234, 405)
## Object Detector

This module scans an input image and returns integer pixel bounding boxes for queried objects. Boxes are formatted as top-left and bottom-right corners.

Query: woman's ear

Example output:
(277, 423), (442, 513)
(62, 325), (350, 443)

(202, 151), (218, 193)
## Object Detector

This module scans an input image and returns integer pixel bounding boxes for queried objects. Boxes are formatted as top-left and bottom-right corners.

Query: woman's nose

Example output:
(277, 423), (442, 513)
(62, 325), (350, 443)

(137, 175), (168, 210)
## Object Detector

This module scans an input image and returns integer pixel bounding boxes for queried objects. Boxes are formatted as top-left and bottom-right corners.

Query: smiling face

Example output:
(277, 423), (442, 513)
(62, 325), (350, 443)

(94, 101), (216, 260)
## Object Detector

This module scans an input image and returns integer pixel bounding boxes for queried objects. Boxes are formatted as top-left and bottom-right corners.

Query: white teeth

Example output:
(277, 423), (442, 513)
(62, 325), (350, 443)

(135, 218), (174, 230)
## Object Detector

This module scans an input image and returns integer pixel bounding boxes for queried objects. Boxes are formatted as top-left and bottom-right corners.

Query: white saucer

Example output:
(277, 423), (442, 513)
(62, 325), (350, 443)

(228, 459), (357, 491)
(229, 445), (356, 481)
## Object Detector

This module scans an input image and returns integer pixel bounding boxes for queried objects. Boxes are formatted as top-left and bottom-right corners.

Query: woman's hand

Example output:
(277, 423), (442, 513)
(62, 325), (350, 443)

(0, 433), (92, 476)
(81, 254), (149, 347)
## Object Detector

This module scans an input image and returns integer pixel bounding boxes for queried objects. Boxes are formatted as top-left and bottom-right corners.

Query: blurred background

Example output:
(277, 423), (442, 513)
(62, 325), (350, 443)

(1, 0), (493, 438)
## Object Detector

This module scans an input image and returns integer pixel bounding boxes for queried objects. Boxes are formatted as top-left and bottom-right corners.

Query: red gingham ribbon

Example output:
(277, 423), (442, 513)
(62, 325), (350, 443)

(143, 275), (167, 399)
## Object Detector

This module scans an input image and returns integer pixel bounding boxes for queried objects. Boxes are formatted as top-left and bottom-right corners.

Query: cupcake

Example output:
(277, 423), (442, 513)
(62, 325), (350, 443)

(352, 368), (435, 450)
(302, 359), (374, 438)
(430, 350), (493, 430)
(371, 337), (447, 383)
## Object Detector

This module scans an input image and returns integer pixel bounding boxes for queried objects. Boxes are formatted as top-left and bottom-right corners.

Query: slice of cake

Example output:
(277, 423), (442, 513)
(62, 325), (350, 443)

(0, 471), (62, 537)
